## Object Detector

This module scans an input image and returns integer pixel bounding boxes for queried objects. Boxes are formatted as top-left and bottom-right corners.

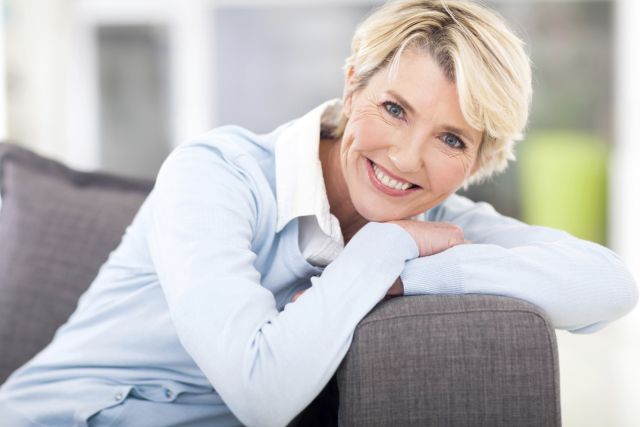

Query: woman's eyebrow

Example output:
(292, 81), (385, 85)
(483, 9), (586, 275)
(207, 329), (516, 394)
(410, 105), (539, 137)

(386, 90), (477, 146)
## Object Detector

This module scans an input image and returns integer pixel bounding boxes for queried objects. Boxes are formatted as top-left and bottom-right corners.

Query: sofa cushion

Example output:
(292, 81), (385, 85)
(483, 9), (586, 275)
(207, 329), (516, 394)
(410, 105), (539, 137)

(0, 143), (153, 383)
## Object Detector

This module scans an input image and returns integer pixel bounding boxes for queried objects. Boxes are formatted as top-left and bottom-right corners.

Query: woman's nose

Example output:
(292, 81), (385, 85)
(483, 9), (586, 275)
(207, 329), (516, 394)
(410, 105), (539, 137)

(387, 143), (424, 173)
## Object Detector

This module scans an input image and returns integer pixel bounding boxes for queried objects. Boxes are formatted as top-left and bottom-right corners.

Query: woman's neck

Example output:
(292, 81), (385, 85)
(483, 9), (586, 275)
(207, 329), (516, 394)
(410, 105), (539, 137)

(319, 137), (368, 243)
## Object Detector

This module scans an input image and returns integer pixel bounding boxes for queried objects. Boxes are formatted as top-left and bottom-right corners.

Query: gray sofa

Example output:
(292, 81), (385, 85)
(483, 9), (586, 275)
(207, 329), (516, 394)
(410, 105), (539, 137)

(0, 142), (561, 426)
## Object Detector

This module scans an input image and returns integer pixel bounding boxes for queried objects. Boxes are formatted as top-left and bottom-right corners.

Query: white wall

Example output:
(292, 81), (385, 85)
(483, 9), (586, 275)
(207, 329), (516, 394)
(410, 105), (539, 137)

(0, 0), (7, 141)
(0, 0), (5, 210)
(556, 2), (640, 426)
(3, 0), (72, 162)
(609, 0), (640, 424)
(612, 2), (640, 281)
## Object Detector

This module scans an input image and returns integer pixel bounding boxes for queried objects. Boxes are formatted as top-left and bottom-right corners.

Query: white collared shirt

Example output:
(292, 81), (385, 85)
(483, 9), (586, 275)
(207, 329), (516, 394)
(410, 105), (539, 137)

(274, 99), (345, 266)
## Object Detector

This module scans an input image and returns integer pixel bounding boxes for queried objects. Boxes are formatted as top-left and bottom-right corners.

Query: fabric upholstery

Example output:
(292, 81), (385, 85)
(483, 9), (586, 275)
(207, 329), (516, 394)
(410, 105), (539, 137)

(336, 295), (561, 427)
(0, 143), (153, 383)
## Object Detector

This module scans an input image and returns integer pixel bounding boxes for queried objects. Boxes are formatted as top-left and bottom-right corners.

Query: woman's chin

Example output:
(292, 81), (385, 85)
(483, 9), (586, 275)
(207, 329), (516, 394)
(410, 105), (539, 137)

(354, 204), (410, 223)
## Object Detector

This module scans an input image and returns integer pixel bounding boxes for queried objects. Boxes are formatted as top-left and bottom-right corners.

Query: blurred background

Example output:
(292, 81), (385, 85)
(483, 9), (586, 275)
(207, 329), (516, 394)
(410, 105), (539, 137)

(0, 0), (638, 425)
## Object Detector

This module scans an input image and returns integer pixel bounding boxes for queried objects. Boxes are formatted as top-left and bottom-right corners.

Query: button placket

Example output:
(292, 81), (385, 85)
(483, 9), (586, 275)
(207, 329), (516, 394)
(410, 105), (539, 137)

(77, 386), (132, 425)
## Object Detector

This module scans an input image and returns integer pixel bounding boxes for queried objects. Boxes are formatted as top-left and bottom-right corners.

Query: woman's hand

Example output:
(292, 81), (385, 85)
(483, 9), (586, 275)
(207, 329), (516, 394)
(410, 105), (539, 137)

(290, 221), (468, 303)
(381, 220), (469, 299)
(388, 219), (468, 257)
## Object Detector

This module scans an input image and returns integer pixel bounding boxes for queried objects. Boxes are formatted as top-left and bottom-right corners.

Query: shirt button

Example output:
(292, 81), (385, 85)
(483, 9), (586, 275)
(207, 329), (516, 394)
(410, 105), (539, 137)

(164, 389), (173, 399)
(114, 392), (124, 401)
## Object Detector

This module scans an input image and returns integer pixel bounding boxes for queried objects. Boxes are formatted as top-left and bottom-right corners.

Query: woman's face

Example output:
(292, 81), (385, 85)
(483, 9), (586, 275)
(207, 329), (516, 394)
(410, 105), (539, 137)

(339, 49), (483, 222)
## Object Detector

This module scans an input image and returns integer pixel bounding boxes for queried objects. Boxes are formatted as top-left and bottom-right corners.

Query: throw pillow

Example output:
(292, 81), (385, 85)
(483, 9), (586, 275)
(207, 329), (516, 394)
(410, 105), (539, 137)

(0, 142), (154, 383)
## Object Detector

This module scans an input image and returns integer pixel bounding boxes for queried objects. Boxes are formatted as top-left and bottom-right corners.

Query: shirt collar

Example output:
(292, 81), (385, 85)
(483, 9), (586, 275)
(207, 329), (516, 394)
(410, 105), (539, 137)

(274, 98), (343, 242)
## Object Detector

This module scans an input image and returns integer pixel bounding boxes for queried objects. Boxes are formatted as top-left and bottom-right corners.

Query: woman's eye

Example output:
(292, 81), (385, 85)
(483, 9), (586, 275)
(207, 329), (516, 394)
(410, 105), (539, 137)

(442, 133), (466, 150)
(383, 101), (405, 119)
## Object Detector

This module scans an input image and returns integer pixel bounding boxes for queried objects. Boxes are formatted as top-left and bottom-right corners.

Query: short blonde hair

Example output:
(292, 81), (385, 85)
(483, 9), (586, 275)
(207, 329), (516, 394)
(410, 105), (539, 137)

(326, 0), (532, 186)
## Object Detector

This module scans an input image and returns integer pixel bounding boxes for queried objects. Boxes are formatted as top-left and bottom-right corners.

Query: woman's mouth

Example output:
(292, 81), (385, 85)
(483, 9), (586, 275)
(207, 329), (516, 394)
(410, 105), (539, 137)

(366, 158), (420, 196)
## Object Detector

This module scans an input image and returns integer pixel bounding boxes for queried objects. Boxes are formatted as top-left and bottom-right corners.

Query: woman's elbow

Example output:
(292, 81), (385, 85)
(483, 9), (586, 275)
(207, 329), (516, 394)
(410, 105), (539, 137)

(615, 259), (639, 317)
(226, 387), (302, 427)
(233, 407), (293, 427)
(580, 240), (638, 317)
(553, 241), (638, 332)
(581, 254), (638, 331)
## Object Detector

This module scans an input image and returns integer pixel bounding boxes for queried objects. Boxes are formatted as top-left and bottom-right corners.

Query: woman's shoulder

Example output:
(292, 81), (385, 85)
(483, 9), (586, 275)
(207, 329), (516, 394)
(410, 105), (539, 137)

(157, 124), (283, 191)
(175, 124), (279, 164)
(149, 126), (281, 232)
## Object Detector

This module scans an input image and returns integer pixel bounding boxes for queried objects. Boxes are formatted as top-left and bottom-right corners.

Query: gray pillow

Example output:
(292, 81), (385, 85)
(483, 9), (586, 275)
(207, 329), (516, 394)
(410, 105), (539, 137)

(0, 142), (153, 383)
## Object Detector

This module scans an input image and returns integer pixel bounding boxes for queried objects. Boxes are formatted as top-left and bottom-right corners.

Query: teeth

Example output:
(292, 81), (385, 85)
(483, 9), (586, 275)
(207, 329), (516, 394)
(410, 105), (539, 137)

(372, 163), (412, 191)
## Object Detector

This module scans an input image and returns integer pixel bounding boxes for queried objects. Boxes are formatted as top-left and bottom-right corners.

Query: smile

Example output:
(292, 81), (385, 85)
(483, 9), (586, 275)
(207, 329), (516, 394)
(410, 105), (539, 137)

(366, 159), (420, 196)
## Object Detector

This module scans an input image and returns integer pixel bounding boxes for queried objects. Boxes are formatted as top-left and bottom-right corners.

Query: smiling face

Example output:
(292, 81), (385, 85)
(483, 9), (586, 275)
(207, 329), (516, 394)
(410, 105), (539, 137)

(337, 48), (483, 222)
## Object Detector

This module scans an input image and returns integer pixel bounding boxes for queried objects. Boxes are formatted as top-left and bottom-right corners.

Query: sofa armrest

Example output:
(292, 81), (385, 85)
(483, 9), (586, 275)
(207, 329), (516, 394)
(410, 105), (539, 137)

(336, 294), (561, 427)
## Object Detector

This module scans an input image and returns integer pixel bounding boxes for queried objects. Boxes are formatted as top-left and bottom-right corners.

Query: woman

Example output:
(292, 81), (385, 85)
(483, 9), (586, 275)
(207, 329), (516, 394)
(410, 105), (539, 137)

(0, 0), (637, 426)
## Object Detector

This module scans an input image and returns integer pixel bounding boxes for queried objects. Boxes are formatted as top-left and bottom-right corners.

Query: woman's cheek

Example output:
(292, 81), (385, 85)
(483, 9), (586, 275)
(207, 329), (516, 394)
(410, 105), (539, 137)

(430, 156), (466, 192)
(350, 118), (391, 152)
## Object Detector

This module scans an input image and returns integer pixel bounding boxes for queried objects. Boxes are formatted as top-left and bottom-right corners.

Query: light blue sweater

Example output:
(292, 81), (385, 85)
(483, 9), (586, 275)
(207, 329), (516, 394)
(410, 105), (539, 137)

(0, 121), (636, 427)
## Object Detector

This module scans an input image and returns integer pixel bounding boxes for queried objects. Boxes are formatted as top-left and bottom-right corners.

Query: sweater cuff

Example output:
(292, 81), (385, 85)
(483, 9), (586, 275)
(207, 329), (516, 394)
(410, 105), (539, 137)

(401, 249), (464, 296)
(352, 222), (420, 262)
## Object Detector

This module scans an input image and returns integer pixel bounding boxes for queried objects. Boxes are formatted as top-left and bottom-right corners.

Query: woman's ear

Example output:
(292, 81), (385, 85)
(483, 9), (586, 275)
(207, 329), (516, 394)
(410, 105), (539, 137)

(343, 66), (357, 118)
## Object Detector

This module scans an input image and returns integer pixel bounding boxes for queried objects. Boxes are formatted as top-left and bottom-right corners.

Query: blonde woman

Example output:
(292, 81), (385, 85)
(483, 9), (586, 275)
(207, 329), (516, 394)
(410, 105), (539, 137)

(0, 1), (636, 426)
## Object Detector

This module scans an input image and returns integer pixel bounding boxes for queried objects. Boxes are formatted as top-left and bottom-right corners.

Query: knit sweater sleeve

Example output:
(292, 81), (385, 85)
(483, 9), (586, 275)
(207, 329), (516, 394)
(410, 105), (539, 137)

(148, 142), (418, 427)
(401, 194), (638, 334)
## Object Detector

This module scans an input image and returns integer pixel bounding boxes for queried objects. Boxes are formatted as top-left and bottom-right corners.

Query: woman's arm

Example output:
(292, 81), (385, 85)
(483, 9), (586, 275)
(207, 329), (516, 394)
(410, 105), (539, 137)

(400, 194), (638, 333)
(148, 141), (418, 427)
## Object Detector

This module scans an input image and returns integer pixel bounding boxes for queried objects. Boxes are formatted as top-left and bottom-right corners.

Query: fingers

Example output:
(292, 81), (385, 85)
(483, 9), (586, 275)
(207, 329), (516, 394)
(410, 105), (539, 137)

(446, 225), (465, 248)
(421, 223), (464, 256)
(389, 219), (468, 257)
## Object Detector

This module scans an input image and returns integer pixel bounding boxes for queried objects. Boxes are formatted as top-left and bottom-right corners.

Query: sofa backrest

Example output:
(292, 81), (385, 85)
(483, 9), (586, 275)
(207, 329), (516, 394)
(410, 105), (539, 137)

(0, 142), (154, 383)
